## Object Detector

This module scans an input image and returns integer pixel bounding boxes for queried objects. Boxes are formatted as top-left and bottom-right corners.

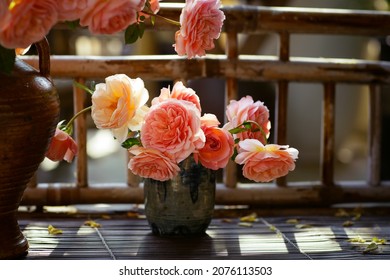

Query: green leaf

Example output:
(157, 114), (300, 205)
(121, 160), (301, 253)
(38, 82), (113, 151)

(125, 23), (143, 44)
(372, 237), (387, 245)
(363, 242), (378, 254)
(0, 46), (15, 74)
(121, 137), (141, 149)
(65, 20), (80, 30)
(138, 22), (145, 39)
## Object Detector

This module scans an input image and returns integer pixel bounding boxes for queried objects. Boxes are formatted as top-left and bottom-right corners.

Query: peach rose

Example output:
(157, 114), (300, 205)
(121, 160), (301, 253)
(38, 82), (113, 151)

(57, 0), (88, 21)
(0, 0), (58, 49)
(195, 114), (234, 170)
(141, 99), (205, 163)
(128, 146), (180, 181)
(0, 1), (11, 31)
(152, 81), (202, 112)
(174, 0), (225, 58)
(79, 0), (146, 34)
(235, 139), (299, 182)
(224, 95), (270, 144)
(45, 128), (78, 163)
(91, 74), (149, 143)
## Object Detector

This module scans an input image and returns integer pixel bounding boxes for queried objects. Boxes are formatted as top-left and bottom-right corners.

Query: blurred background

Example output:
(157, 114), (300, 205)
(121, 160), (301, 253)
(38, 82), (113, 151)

(35, 0), (390, 185)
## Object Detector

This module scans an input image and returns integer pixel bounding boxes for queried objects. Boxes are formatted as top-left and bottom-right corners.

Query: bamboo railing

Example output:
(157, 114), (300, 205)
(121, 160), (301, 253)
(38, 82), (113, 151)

(22, 4), (390, 207)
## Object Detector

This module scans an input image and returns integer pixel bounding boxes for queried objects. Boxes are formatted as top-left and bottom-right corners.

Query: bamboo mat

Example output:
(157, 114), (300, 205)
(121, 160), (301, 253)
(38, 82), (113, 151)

(18, 213), (390, 260)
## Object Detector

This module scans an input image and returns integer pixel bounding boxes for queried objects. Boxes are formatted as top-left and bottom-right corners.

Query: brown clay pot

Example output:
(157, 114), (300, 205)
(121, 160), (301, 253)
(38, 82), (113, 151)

(0, 38), (60, 259)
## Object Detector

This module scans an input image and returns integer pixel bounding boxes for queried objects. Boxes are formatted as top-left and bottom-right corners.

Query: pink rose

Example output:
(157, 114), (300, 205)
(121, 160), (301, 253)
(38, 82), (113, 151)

(141, 99), (205, 163)
(139, 0), (160, 19)
(152, 81), (202, 112)
(235, 139), (299, 182)
(224, 95), (270, 144)
(79, 0), (146, 34)
(45, 128), (78, 163)
(174, 0), (225, 59)
(195, 114), (234, 170)
(57, 0), (88, 21)
(0, 0), (58, 49)
(128, 146), (180, 181)
(91, 74), (149, 143)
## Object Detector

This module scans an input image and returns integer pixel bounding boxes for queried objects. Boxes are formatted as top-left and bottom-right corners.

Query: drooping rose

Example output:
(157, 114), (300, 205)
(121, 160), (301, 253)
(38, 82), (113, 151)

(57, 0), (88, 21)
(195, 114), (234, 170)
(235, 139), (299, 182)
(128, 146), (180, 181)
(91, 74), (149, 143)
(224, 95), (270, 144)
(0, 0), (58, 49)
(79, 0), (146, 34)
(45, 128), (78, 163)
(139, 0), (160, 19)
(141, 99), (205, 163)
(152, 81), (202, 112)
(173, 0), (225, 59)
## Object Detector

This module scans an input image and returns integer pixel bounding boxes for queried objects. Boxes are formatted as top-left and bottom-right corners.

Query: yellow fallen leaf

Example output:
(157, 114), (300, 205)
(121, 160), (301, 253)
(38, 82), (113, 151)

(238, 222), (253, 227)
(372, 237), (387, 245)
(348, 236), (366, 243)
(286, 218), (299, 224)
(269, 225), (277, 231)
(352, 213), (361, 221)
(240, 212), (257, 223)
(126, 212), (140, 218)
(84, 220), (101, 228)
(335, 209), (349, 217)
(101, 215), (111, 220)
(221, 218), (233, 223)
(48, 225), (63, 235)
(343, 220), (354, 227)
(295, 224), (312, 229)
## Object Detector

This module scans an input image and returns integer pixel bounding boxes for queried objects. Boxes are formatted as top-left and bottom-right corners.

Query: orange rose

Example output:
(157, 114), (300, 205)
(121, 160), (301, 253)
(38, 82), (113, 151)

(235, 139), (299, 182)
(0, 0), (58, 48)
(174, 0), (225, 58)
(45, 129), (78, 163)
(224, 95), (270, 144)
(141, 99), (205, 163)
(152, 81), (202, 112)
(91, 74), (149, 143)
(195, 114), (234, 170)
(79, 0), (146, 34)
(128, 146), (180, 181)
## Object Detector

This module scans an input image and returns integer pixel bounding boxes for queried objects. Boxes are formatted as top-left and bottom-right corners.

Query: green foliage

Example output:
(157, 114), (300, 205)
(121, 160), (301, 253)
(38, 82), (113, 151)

(125, 22), (145, 44)
(121, 137), (141, 149)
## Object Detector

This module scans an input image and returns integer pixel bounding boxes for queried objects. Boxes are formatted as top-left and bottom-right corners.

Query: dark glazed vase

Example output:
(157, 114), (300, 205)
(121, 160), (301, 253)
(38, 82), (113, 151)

(144, 156), (216, 235)
(0, 38), (60, 259)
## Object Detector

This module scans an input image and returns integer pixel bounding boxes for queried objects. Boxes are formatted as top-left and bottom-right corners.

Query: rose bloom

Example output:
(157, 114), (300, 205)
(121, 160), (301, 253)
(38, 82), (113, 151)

(195, 114), (234, 170)
(152, 81), (202, 112)
(174, 0), (225, 59)
(139, 0), (160, 19)
(224, 95), (270, 144)
(80, 0), (146, 34)
(45, 128), (78, 163)
(57, 0), (88, 21)
(91, 74), (149, 143)
(141, 99), (205, 163)
(235, 139), (299, 183)
(128, 146), (180, 181)
(0, 0), (58, 49)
